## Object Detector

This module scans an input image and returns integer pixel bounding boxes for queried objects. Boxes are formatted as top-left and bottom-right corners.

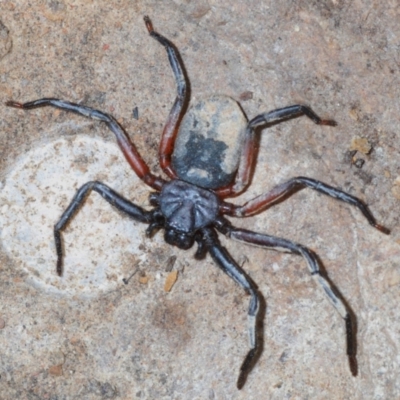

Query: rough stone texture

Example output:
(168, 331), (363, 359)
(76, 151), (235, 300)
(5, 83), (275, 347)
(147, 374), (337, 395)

(0, 1), (399, 399)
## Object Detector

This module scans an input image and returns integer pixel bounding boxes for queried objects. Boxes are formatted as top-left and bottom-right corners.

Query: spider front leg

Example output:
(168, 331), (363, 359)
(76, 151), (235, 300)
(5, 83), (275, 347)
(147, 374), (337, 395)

(216, 223), (358, 377)
(222, 176), (389, 234)
(54, 181), (153, 276)
(217, 105), (337, 197)
(6, 98), (165, 190)
(201, 228), (261, 389)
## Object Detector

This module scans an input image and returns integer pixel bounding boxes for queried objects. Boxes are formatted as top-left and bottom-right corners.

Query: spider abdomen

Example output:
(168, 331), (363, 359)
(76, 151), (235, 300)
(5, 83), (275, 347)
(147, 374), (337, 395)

(160, 180), (219, 233)
(172, 95), (248, 189)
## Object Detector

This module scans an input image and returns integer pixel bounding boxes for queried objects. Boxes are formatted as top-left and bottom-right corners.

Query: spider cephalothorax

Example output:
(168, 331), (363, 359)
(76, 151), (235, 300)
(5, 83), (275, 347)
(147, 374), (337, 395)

(6, 16), (389, 389)
(158, 180), (220, 249)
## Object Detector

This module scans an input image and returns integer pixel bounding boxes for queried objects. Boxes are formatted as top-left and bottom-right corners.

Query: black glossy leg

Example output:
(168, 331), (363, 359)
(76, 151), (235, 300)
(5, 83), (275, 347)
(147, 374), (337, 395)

(6, 98), (166, 190)
(54, 181), (152, 276)
(219, 224), (357, 377)
(144, 16), (188, 178)
(216, 106), (336, 198)
(248, 104), (337, 129)
(223, 176), (389, 234)
(201, 228), (261, 389)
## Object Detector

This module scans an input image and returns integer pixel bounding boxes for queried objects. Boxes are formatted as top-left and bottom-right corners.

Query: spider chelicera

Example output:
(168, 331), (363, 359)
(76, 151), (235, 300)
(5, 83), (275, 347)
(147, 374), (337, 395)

(6, 16), (389, 389)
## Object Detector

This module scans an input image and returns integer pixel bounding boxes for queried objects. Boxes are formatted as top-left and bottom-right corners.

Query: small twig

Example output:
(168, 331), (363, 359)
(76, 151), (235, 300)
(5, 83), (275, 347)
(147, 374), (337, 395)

(122, 267), (139, 285)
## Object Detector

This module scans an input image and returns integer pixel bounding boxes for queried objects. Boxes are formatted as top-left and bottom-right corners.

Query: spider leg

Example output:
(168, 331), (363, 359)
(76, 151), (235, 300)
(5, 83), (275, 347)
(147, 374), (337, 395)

(144, 16), (188, 179)
(248, 105), (337, 128)
(216, 105), (336, 198)
(201, 227), (261, 389)
(217, 222), (358, 377)
(221, 176), (389, 234)
(5, 98), (165, 191)
(54, 181), (153, 276)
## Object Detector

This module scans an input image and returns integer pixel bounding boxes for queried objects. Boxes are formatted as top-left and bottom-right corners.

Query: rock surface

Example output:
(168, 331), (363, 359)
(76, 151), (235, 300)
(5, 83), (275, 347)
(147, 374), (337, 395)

(0, 1), (399, 399)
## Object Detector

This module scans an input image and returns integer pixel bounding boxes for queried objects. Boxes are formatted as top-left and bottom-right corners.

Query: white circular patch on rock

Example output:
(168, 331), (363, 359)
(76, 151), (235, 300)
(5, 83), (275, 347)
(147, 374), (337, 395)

(0, 136), (152, 297)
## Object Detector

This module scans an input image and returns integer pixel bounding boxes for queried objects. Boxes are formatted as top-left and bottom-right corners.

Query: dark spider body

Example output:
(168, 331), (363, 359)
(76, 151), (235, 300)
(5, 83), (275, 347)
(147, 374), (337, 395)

(171, 95), (248, 189)
(159, 180), (219, 249)
(6, 17), (389, 389)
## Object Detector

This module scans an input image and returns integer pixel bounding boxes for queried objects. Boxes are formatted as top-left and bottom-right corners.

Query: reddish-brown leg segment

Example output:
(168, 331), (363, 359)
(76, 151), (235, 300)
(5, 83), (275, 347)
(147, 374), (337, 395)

(216, 105), (337, 198)
(220, 176), (389, 234)
(6, 99), (166, 190)
(144, 16), (188, 179)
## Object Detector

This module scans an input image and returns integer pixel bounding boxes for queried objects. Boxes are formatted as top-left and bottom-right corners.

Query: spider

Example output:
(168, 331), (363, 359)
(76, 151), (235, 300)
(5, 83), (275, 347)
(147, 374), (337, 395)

(6, 16), (388, 389)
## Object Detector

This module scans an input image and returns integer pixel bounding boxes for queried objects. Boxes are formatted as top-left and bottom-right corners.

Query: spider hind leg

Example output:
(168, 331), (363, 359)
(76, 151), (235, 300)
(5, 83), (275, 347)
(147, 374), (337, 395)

(224, 176), (389, 234)
(6, 98), (165, 190)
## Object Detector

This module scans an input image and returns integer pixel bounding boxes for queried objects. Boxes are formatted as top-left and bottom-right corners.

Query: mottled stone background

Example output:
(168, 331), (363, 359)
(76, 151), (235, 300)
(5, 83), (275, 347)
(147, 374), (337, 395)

(0, 1), (399, 399)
